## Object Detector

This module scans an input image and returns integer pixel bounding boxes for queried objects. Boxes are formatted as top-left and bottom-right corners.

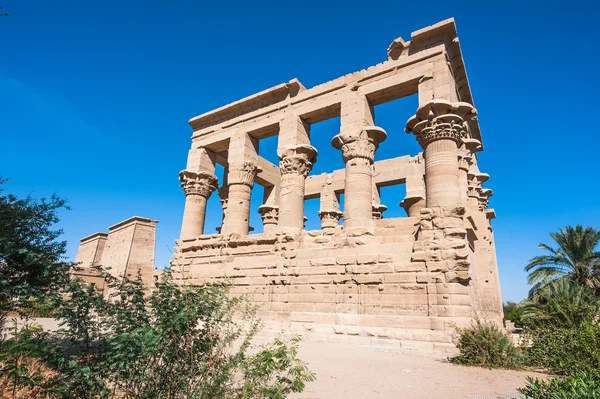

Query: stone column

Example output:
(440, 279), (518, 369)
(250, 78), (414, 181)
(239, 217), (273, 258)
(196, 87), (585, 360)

(467, 172), (489, 211)
(221, 162), (261, 235)
(479, 188), (493, 211)
(258, 185), (279, 234)
(318, 176), (342, 233)
(372, 179), (387, 220)
(459, 138), (482, 207)
(216, 167), (228, 234)
(278, 145), (317, 230)
(457, 149), (471, 206)
(179, 170), (218, 239)
(332, 126), (386, 233)
(406, 100), (477, 208)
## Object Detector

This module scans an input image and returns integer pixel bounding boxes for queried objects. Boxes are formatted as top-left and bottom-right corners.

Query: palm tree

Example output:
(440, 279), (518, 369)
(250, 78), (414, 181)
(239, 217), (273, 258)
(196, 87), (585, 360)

(522, 279), (599, 328)
(525, 225), (600, 296)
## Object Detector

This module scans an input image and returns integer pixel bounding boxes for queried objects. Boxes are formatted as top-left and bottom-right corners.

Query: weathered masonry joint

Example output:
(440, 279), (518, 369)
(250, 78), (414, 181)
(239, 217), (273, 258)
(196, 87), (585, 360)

(173, 18), (502, 353)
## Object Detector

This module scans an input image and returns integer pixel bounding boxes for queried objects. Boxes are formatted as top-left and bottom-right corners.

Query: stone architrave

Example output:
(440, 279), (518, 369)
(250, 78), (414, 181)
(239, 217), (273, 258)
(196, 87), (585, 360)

(278, 144), (317, 230)
(332, 126), (386, 233)
(406, 100), (477, 208)
(179, 170), (218, 239)
(221, 161), (261, 235)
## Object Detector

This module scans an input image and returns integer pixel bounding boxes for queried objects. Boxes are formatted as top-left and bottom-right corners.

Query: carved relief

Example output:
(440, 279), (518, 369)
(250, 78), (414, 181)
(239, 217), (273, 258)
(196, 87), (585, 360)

(179, 170), (218, 198)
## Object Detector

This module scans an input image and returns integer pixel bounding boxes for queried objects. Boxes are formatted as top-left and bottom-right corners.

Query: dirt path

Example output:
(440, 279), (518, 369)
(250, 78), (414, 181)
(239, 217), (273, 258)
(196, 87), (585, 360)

(291, 341), (546, 399)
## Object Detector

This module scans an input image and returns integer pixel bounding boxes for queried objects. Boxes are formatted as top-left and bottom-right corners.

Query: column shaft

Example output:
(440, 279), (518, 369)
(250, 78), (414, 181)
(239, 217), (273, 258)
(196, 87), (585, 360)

(424, 139), (461, 208)
(278, 145), (317, 230)
(406, 100), (477, 209)
(179, 170), (218, 240)
(181, 196), (209, 238)
(221, 162), (260, 235)
(345, 157), (375, 227)
(332, 126), (386, 233)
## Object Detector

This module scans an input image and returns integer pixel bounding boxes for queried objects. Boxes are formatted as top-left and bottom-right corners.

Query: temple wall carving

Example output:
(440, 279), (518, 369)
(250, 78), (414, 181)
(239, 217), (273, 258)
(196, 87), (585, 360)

(172, 18), (502, 353)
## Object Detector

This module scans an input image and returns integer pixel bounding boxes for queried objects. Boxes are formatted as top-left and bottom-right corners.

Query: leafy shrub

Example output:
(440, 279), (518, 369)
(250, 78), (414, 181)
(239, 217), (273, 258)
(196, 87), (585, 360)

(1, 272), (315, 398)
(450, 318), (522, 369)
(522, 279), (599, 330)
(503, 301), (525, 328)
(519, 371), (600, 398)
(521, 280), (600, 375)
(524, 320), (600, 375)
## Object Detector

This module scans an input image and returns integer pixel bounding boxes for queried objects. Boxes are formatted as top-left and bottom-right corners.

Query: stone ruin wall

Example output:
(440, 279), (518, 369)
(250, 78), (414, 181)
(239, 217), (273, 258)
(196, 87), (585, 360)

(73, 216), (158, 295)
(172, 18), (503, 353)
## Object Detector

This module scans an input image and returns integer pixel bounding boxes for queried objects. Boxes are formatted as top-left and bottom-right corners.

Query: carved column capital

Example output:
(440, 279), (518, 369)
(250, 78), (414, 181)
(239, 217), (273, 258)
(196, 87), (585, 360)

(332, 126), (387, 164)
(405, 100), (477, 149)
(479, 188), (493, 211)
(278, 144), (318, 177)
(217, 185), (229, 206)
(179, 170), (218, 198)
(458, 149), (473, 172)
(372, 204), (387, 220)
(228, 161), (261, 187)
(467, 172), (488, 194)
(318, 209), (343, 229)
(258, 204), (279, 226)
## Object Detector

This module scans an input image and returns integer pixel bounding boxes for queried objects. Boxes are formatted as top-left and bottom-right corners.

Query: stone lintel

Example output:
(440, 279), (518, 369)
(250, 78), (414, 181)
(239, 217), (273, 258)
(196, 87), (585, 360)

(215, 152), (279, 188)
(410, 17), (457, 44)
(188, 18), (482, 149)
(189, 79), (306, 131)
(304, 155), (421, 199)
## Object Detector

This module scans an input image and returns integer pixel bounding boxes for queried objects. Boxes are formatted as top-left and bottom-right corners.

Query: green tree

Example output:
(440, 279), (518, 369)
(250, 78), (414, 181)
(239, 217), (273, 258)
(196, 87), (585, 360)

(525, 225), (600, 296)
(0, 176), (71, 317)
(522, 279), (600, 329)
(503, 301), (524, 328)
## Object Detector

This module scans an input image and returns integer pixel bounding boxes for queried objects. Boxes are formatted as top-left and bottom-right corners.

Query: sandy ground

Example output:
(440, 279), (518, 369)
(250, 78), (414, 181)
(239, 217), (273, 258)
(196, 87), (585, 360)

(291, 341), (546, 399)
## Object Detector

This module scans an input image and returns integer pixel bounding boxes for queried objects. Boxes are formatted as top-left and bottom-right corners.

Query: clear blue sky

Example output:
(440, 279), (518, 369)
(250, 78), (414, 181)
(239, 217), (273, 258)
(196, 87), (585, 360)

(2, 0), (599, 302)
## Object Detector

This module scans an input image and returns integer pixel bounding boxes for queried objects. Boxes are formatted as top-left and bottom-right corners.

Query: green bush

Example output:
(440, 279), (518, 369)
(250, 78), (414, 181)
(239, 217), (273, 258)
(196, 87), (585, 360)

(521, 280), (600, 375)
(519, 371), (600, 398)
(524, 320), (600, 375)
(450, 318), (522, 369)
(1, 272), (315, 398)
(503, 301), (525, 328)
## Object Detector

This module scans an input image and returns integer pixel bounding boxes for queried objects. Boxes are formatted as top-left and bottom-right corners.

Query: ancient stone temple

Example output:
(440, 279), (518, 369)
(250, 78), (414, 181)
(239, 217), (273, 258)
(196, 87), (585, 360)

(172, 18), (502, 353)
(73, 216), (158, 296)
